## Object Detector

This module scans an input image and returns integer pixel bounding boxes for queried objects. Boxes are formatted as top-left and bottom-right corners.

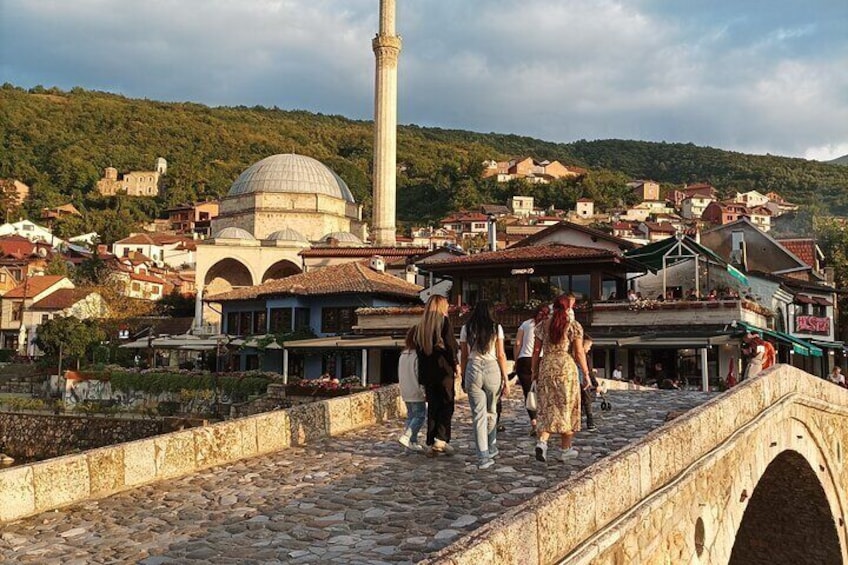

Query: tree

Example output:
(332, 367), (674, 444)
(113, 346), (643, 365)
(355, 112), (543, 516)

(157, 289), (196, 317)
(36, 316), (106, 370)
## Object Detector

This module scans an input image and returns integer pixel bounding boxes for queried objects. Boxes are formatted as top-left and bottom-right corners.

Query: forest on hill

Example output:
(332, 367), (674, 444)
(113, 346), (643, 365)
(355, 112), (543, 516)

(2, 83), (848, 243)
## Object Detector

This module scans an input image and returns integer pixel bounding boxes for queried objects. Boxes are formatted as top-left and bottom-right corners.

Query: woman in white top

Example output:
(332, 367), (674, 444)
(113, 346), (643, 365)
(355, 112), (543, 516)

(460, 300), (509, 470)
(397, 327), (425, 452)
(514, 305), (550, 435)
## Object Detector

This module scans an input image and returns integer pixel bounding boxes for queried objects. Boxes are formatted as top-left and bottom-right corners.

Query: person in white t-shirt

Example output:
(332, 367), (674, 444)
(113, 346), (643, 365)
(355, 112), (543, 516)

(612, 364), (624, 381)
(513, 305), (550, 435)
(460, 300), (509, 470)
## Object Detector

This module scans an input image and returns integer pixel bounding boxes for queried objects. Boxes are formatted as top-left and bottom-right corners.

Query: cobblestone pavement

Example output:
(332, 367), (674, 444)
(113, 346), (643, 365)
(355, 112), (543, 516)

(0, 389), (713, 564)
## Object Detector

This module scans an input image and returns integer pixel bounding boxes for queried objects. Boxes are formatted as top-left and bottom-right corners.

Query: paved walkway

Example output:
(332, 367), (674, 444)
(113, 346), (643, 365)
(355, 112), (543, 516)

(0, 389), (713, 564)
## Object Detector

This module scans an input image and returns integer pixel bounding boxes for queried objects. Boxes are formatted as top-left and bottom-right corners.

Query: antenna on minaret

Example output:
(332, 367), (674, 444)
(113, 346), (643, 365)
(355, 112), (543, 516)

(371, 0), (402, 247)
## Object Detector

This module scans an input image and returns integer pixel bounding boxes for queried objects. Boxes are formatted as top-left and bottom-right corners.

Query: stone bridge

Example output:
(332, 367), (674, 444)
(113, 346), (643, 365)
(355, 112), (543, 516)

(0, 365), (845, 564)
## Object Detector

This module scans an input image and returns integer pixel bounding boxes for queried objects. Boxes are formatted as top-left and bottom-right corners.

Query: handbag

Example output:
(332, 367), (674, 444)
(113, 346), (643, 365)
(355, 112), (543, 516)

(525, 382), (538, 411)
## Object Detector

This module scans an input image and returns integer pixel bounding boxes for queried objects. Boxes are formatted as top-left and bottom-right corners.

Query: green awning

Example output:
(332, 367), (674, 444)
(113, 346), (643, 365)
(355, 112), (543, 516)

(625, 234), (749, 286)
(737, 321), (823, 357)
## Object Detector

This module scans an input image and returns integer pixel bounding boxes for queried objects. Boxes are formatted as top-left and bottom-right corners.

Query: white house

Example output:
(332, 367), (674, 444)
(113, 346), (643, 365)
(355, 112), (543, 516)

(0, 220), (65, 248)
(113, 233), (196, 269)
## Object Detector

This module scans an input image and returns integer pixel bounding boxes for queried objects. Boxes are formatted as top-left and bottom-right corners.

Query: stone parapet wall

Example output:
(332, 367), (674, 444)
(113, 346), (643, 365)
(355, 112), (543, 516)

(0, 414), (184, 460)
(0, 385), (404, 524)
(425, 366), (848, 564)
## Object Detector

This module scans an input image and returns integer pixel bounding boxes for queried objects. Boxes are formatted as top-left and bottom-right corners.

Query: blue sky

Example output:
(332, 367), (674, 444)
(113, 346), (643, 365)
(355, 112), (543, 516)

(2, 0), (847, 160)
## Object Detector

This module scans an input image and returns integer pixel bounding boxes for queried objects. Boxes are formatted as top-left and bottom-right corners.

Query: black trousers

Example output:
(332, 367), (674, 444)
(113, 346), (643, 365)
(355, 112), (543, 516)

(581, 388), (595, 428)
(424, 376), (455, 446)
(515, 357), (537, 421)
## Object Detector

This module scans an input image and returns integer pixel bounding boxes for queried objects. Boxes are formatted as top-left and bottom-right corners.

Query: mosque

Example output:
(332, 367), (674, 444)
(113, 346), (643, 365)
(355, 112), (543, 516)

(195, 154), (370, 313)
(194, 0), (404, 328)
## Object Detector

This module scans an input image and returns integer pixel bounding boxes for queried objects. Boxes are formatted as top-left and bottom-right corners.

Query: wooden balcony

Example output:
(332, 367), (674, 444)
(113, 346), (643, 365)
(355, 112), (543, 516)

(591, 298), (771, 328)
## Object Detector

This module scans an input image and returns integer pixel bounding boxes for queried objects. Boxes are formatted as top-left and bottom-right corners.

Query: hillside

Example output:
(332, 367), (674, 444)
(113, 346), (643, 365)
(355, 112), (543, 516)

(828, 154), (848, 166)
(2, 84), (848, 242)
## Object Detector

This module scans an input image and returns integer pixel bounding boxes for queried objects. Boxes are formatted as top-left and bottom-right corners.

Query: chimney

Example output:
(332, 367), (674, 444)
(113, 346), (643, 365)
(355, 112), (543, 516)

(369, 255), (386, 272)
(487, 214), (497, 252)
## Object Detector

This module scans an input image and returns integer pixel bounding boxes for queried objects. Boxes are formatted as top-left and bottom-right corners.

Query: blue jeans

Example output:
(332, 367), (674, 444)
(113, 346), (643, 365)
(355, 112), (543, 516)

(403, 401), (426, 443)
(465, 358), (501, 463)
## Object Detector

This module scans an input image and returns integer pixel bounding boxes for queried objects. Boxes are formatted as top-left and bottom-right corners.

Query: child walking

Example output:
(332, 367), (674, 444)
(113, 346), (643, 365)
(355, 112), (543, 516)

(398, 327), (426, 452)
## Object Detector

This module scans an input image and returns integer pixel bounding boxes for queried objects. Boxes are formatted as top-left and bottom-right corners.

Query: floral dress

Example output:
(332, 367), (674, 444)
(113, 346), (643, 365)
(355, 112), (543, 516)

(534, 318), (583, 434)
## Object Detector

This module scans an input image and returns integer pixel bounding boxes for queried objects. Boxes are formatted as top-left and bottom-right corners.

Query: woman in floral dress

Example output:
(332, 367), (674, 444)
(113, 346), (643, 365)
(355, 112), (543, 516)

(531, 293), (591, 462)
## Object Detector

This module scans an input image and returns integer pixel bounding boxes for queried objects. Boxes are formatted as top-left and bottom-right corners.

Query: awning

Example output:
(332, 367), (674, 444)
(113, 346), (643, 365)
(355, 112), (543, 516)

(795, 295), (814, 304)
(594, 334), (735, 349)
(625, 234), (749, 286)
(736, 321), (823, 357)
(809, 340), (843, 350)
(283, 335), (405, 350)
(812, 297), (833, 306)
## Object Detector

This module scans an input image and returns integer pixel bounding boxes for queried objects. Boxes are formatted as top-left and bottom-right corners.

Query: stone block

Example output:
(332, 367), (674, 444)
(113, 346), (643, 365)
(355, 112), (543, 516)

(238, 417), (259, 459)
(154, 429), (196, 480)
(593, 449), (641, 528)
(374, 385), (403, 421)
(123, 438), (157, 487)
(33, 454), (90, 512)
(349, 391), (378, 429)
(288, 401), (329, 445)
(488, 509), (539, 564)
(251, 410), (291, 454)
(193, 421), (243, 469)
(443, 538), (496, 564)
(0, 465), (35, 522)
(325, 397), (353, 436)
(536, 477), (597, 563)
(86, 446), (125, 497)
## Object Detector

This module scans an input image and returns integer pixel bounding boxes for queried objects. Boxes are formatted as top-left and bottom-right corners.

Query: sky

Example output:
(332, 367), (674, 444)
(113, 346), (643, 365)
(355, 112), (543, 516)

(2, 0), (847, 161)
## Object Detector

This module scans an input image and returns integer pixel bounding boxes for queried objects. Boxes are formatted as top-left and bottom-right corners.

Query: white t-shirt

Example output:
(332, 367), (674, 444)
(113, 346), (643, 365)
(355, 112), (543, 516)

(612, 368), (623, 380)
(460, 324), (504, 361)
(516, 319), (536, 359)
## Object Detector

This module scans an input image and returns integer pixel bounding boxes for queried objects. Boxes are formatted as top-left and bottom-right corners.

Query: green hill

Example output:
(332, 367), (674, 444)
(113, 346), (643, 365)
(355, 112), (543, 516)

(828, 154), (848, 166)
(2, 83), (848, 242)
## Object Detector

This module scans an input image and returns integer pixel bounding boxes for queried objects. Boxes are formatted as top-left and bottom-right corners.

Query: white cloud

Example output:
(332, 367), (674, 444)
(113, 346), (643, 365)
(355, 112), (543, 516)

(1, 0), (846, 158)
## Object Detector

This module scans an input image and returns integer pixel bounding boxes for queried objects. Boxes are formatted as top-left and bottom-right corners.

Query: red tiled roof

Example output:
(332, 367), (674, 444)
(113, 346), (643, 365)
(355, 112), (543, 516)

(209, 260), (422, 302)
(130, 272), (167, 285)
(777, 238), (817, 268)
(300, 246), (428, 258)
(440, 212), (489, 223)
(116, 233), (192, 246)
(424, 243), (618, 268)
(30, 289), (94, 310)
(0, 235), (36, 258)
(5, 276), (68, 298)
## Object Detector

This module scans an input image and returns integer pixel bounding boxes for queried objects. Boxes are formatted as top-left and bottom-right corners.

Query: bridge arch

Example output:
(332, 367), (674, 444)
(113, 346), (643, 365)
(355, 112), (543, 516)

(729, 449), (841, 565)
(262, 259), (301, 282)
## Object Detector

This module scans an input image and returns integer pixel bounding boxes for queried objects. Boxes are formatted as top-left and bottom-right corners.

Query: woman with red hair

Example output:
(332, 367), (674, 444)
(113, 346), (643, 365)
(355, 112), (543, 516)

(531, 293), (591, 462)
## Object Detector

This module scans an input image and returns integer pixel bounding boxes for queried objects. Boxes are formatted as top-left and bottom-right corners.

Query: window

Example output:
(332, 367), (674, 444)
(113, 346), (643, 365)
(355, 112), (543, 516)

(252, 310), (267, 334)
(12, 302), (23, 321)
(226, 312), (238, 334)
(269, 308), (293, 333)
(321, 307), (356, 334)
(131, 282), (141, 292)
(238, 312), (252, 335)
(151, 286), (160, 295)
(294, 308), (311, 331)
(41, 314), (49, 324)
(0, 273), (5, 283)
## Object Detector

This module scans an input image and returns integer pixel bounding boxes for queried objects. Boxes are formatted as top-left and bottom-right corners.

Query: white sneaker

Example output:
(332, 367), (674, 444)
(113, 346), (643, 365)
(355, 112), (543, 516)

(434, 440), (455, 455)
(398, 433), (411, 449)
(535, 441), (547, 462)
(478, 459), (495, 470)
(406, 442), (424, 452)
(559, 447), (579, 461)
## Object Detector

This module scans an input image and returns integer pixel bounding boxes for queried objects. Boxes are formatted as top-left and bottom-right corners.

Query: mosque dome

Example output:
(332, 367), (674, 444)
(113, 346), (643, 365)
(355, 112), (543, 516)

(213, 227), (256, 240)
(266, 227), (309, 244)
(227, 154), (355, 203)
(320, 231), (364, 245)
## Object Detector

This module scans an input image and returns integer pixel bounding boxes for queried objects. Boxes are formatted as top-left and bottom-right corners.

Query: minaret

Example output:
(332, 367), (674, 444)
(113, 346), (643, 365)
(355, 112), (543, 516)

(371, 0), (402, 246)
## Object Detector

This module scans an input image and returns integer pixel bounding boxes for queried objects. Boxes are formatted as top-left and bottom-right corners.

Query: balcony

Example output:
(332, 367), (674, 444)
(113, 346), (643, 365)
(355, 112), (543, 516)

(592, 298), (772, 328)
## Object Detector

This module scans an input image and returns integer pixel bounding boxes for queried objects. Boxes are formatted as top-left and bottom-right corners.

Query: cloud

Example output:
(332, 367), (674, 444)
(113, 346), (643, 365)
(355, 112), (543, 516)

(1, 0), (846, 158)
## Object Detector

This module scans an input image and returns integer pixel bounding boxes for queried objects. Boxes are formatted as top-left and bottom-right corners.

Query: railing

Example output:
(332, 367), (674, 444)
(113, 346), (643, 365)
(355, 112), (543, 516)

(448, 308), (592, 335)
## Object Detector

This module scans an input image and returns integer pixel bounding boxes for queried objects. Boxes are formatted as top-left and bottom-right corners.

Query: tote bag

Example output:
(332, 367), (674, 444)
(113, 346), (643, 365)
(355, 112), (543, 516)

(525, 381), (538, 411)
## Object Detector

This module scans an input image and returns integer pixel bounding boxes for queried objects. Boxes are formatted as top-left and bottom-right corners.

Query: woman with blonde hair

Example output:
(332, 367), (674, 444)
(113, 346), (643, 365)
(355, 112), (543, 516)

(531, 293), (590, 462)
(413, 295), (460, 455)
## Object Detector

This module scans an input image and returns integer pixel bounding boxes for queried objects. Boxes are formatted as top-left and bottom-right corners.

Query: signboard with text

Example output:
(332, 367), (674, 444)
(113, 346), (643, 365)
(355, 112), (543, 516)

(796, 315), (830, 335)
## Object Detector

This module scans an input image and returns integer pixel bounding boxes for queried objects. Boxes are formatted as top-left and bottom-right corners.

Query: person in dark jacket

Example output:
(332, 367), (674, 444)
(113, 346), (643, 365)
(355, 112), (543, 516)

(413, 295), (460, 456)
